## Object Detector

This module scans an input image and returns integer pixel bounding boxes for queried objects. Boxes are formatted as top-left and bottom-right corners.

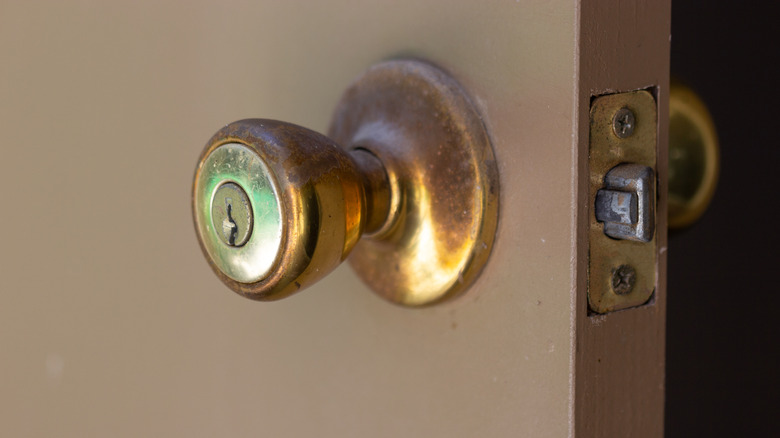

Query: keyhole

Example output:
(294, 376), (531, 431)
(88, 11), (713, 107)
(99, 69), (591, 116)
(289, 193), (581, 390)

(223, 198), (238, 246)
(211, 182), (253, 248)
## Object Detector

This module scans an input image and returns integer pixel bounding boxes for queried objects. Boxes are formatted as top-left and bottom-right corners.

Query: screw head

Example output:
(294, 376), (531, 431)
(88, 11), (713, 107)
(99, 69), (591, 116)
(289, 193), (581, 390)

(611, 264), (636, 295)
(612, 107), (636, 138)
(211, 182), (253, 247)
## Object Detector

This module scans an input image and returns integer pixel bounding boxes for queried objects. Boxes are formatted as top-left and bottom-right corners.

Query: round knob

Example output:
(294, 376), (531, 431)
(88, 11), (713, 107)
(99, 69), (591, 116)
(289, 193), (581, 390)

(668, 81), (720, 229)
(192, 60), (499, 306)
(193, 119), (389, 301)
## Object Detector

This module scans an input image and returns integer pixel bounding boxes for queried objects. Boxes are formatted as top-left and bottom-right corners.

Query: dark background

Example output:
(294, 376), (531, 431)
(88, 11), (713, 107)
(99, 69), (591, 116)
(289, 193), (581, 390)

(667, 3), (779, 436)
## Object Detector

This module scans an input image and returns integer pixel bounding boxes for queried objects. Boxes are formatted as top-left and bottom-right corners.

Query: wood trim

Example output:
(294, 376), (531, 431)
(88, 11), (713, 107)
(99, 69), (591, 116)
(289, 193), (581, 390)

(575, 1), (670, 436)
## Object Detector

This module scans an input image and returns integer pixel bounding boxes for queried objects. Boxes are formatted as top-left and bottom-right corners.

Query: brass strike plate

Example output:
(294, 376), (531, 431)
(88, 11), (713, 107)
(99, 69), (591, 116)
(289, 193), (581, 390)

(588, 90), (658, 314)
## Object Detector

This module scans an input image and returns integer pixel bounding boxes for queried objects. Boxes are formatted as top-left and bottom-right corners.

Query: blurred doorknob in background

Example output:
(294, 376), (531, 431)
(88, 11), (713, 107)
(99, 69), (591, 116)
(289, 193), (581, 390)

(668, 81), (720, 229)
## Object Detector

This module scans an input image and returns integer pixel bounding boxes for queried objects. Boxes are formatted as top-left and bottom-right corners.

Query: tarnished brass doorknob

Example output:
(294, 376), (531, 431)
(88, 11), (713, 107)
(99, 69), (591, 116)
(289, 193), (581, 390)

(192, 60), (499, 306)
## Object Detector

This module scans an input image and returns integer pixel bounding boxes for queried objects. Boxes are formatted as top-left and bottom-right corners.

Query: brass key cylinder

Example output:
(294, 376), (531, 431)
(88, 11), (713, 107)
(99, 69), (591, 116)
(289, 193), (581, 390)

(193, 120), (383, 300)
(192, 60), (499, 306)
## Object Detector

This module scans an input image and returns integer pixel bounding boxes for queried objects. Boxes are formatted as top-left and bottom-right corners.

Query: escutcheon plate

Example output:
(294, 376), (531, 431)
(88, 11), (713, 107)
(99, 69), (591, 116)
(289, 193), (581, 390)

(329, 59), (499, 307)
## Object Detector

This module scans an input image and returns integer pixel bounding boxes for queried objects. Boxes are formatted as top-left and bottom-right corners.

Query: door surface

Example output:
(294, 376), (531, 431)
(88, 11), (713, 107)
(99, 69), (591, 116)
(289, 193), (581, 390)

(0, 1), (669, 436)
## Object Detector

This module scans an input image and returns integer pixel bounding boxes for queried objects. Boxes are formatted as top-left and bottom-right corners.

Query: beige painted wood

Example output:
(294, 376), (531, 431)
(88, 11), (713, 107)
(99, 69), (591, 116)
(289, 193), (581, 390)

(0, 1), (667, 436)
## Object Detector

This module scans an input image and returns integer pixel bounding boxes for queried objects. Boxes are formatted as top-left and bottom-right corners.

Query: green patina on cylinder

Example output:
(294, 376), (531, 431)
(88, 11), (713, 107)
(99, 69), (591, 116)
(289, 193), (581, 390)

(194, 143), (283, 283)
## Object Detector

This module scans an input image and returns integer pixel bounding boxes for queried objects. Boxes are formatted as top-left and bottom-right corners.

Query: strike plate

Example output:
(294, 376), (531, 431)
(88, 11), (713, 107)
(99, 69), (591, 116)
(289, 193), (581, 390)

(588, 90), (658, 314)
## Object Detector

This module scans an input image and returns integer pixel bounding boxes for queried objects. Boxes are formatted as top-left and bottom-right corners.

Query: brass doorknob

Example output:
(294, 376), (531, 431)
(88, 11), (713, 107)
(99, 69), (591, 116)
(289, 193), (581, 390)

(668, 81), (720, 229)
(192, 60), (499, 306)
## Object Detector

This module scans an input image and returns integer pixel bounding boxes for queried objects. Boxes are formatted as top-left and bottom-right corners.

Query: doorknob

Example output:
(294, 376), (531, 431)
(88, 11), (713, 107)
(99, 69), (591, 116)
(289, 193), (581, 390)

(192, 60), (499, 306)
(668, 81), (720, 229)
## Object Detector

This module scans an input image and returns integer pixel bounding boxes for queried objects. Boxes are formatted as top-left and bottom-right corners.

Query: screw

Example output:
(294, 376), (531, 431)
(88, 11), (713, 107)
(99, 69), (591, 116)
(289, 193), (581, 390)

(611, 264), (636, 295)
(211, 182), (253, 247)
(612, 107), (636, 138)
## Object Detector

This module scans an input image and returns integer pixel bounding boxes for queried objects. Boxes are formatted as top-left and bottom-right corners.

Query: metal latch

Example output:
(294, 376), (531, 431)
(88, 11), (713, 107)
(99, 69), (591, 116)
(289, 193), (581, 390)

(595, 164), (655, 242)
